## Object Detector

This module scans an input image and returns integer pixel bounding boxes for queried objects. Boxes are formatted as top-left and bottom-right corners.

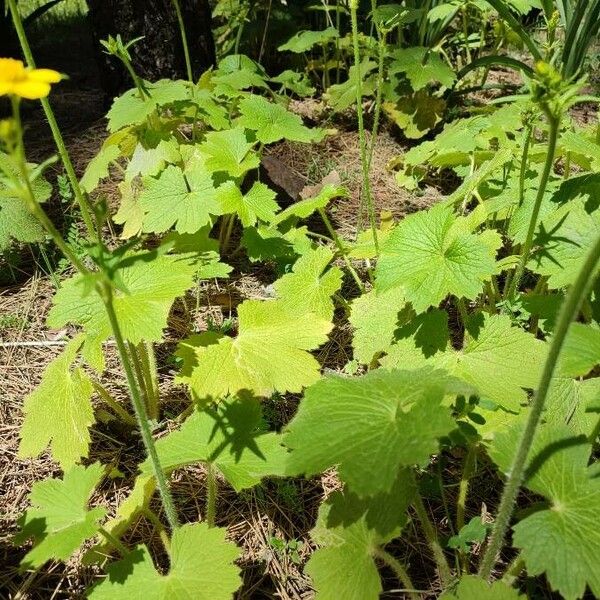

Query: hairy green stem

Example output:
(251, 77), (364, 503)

(350, 2), (378, 254)
(102, 287), (180, 532)
(138, 341), (160, 421)
(7, 0), (97, 241)
(411, 485), (453, 586)
(206, 463), (217, 527)
(318, 208), (365, 292)
(373, 547), (419, 600)
(367, 24), (386, 173)
(171, 0), (194, 83)
(506, 116), (559, 299)
(501, 554), (525, 586)
(479, 232), (600, 579)
(518, 125), (533, 207)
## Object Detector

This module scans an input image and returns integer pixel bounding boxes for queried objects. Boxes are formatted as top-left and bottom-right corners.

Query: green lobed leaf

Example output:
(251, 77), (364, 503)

(278, 27), (339, 53)
(141, 394), (286, 490)
(389, 47), (456, 91)
(271, 183), (348, 226)
(381, 313), (546, 411)
(199, 127), (260, 177)
(285, 368), (469, 496)
(19, 336), (95, 469)
(176, 299), (332, 400)
(48, 252), (197, 345)
(237, 95), (323, 144)
(14, 463), (106, 568)
(217, 180), (279, 227)
(375, 204), (500, 313)
(80, 144), (121, 193)
(89, 523), (241, 599)
(273, 246), (342, 320)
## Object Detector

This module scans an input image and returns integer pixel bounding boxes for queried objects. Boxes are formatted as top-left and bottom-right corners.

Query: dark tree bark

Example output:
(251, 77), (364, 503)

(86, 0), (216, 97)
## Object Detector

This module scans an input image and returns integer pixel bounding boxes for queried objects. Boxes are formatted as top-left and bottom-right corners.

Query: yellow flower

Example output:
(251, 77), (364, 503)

(0, 58), (62, 99)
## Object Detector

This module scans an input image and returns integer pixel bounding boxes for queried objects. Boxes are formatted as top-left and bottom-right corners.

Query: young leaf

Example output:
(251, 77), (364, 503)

(375, 204), (499, 313)
(140, 160), (222, 234)
(113, 180), (144, 239)
(80, 144), (121, 193)
(349, 287), (407, 364)
(199, 127), (260, 177)
(176, 299), (332, 400)
(273, 246), (342, 320)
(141, 394), (286, 490)
(278, 27), (339, 53)
(89, 523), (241, 599)
(217, 180), (279, 227)
(126, 138), (181, 181)
(447, 517), (487, 553)
(48, 252), (197, 345)
(382, 314), (546, 411)
(439, 575), (524, 599)
(325, 60), (377, 112)
(19, 337), (94, 469)
(306, 470), (415, 600)
(285, 368), (469, 496)
(14, 463), (106, 568)
(238, 95), (323, 144)
(489, 424), (600, 600)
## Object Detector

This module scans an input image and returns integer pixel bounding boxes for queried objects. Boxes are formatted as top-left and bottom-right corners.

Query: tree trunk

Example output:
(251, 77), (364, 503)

(86, 0), (216, 97)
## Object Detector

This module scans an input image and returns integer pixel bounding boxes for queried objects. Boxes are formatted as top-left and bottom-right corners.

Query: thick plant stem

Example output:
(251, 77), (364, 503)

(98, 526), (130, 557)
(318, 208), (365, 293)
(171, 0), (194, 83)
(206, 463), (217, 527)
(367, 26), (386, 172)
(479, 232), (600, 580)
(102, 286), (180, 532)
(349, 2), (378, 254)
(506, 116), (559, 299)
(412, 487), (452, 587)
(373, 548), (419, 600)
(138, 341), (160, 421)
(7, 0), (97, 242)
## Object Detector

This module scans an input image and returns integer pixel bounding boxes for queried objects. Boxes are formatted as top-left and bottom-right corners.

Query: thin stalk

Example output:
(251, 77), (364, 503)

(138, 341), (160, 421)
(98, 526), (130, 557)
(506, 116), (559, 299)
(206, 463), (217, 527)
(479, 232), (600, 579)
(502, 554), (525, 586)
(122, 54), (149, 100)
(518, 125), (533, 207)
(411, 483), (453, 586)
(128, 342), (153, 418)
(456, 446), (476, 532)
(102, 286), (180, 532)
(7, 0), (97, 241)
(91, 380), (137, 426)
(317, 208), (365, 293)
(171, 0), (194, 83)
(373, 547), (419, 600)
(143, 508), (171, 554)
(350, 2), (379, 254)
(367, 25), (386, 172)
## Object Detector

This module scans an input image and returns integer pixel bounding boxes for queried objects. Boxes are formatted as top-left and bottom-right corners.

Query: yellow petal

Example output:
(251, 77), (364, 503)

(0, 57), (26, 82)
(0, 82), (15, 96)
(12, 80), (51, 99)
(28, 68), (62, 84)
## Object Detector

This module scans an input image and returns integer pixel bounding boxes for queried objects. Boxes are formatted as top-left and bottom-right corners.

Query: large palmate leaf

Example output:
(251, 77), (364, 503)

(546, 376), (600, 437)
(141, 395), (286, 490)
(14, 463), (106, 568)
(176, 299), (332, 400)
(439, 576), (524, 599)
(349, 287), (407, 364)
(375, 204), (500, 313)
(325, 60), (377, 112)
(489, 424), (600, 600)
(139, 158), (222, 234)
(273, 246), (342, 320)
(48, 252), (197, 345)
(125, 138), (181, 181)
(89, 523), (241, 599)
(383, 313), (546, 411)
(107, 80), (190, 132)
(383, 92), (447, 139)
(306, 470), (415, 600)
(285, 368), (469, 496)
(237, 95), (322, 144)
(217, 180), (279, 226)
(558, 323), (600, 378)
(389, 47), (456, 90)
(530, 197), (600, 289)
(113, 180), (144, 239)
(19, 337), (94, 469)
(199, 127), (260, 177)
